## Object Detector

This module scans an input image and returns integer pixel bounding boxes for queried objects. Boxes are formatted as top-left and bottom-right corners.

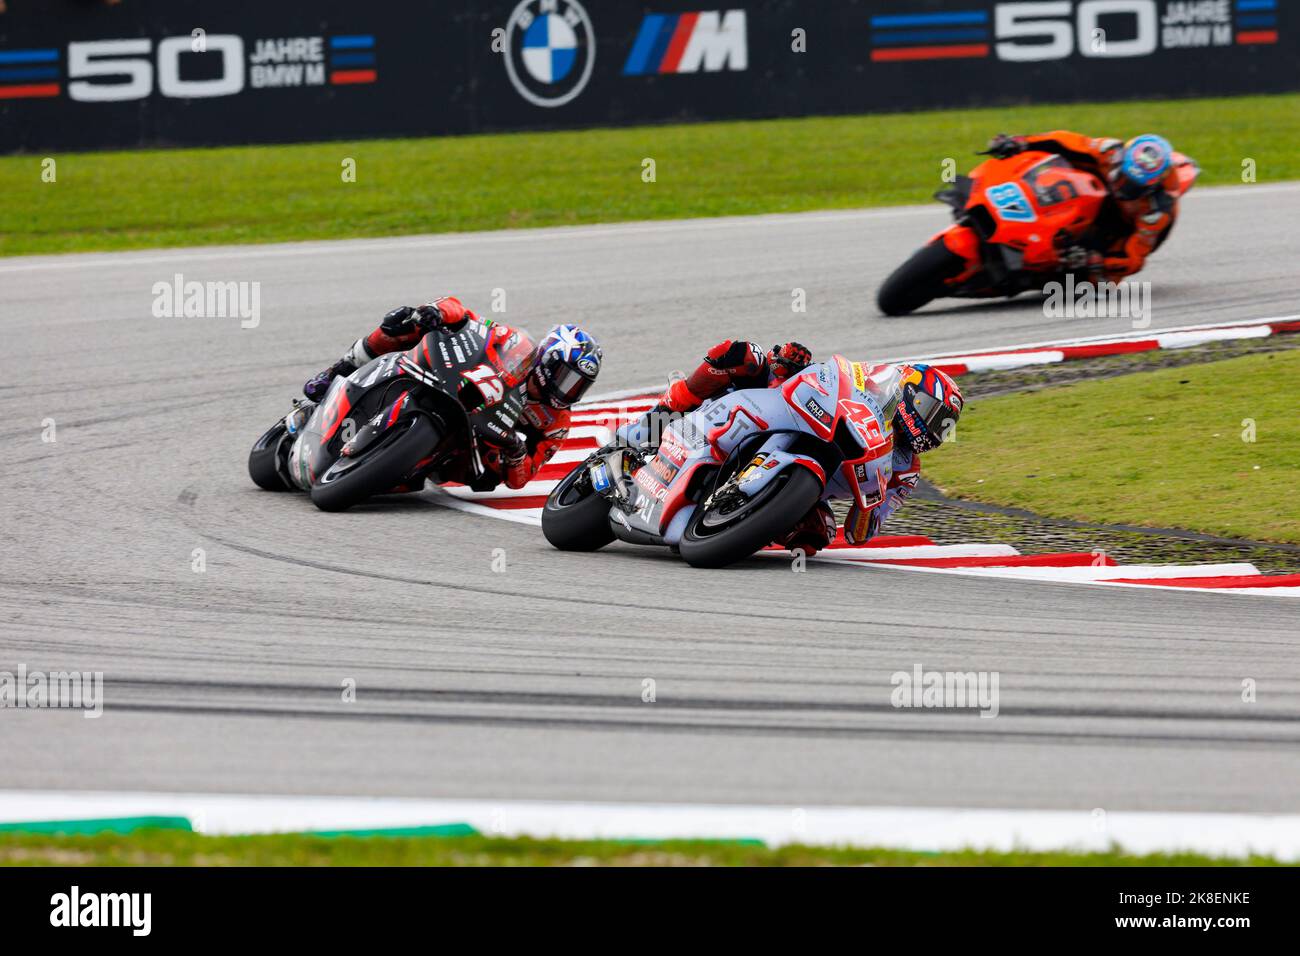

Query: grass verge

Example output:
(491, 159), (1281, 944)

(2, 93), (1297, 256)
(926, 350), (1300, 545)
(0, 829), (1286, 867)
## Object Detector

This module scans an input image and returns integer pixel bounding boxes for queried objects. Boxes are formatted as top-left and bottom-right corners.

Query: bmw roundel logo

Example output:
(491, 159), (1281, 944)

(503, 0), (596, 108)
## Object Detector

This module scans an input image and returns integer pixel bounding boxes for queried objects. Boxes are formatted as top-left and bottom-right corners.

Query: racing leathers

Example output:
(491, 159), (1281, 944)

(658, 340), (811, 414)
(303, 296), (568, 491)
(988, 130), (1196, 281)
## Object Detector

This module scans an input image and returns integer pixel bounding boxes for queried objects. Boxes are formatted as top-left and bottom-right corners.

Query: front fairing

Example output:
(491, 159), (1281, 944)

(286, 354), (408, 487)
(797, 357), (896, 513)
(966, 152), (1107, 270)
(610, 386), (798, 544)
(422, 322), (526, 451)
(288, 374), (349, 488)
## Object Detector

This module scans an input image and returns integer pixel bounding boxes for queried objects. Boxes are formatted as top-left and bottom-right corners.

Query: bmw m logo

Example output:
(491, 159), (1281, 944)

(503, 0), (596, 108)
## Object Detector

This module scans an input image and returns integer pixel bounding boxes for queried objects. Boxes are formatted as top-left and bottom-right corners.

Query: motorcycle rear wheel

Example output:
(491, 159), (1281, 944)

(542, 464), (616, 552)
(877, 240), (967, 316)
(310, 415), (439, 512)
(678, 468), (822, 569)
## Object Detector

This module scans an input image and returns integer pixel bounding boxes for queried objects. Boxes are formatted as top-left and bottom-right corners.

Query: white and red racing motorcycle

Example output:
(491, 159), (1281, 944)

(542, 356), (907, 568)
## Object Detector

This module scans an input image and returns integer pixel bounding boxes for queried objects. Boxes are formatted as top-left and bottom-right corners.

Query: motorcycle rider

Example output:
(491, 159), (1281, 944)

(631, 339), (963, 556)
(299, 296), (602, 491)
(983, 131), (1197, 281)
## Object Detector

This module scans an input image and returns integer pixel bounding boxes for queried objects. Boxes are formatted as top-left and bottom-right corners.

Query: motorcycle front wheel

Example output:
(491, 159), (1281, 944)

(877, 240), (967, 316)
(248, 419), (293, 491)
(678, 467), (823, 569)
(542, 463), (616, 552)
(310, 415), (440, 512)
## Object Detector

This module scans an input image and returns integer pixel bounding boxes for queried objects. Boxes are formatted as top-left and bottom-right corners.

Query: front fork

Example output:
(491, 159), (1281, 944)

(282, 399), (317, 491)
(706, 433), (825, 509)
(587, 445), (648, 509)
(340, 390), (411, 459)
(936, 223), (985, 287)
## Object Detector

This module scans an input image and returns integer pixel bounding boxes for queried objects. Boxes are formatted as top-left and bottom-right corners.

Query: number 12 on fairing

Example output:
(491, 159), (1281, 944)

(463, 365), (506, 404)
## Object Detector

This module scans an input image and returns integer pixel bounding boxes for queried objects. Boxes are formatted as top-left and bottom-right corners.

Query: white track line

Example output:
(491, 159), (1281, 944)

(425, 488), (542, 526)
(893, 313), (1300, 366)
(947, 563), (1260, 582)
(779, 543), (1021, 562)
(1210, 586), (1300, 597)
(944, 350), (1066, 372)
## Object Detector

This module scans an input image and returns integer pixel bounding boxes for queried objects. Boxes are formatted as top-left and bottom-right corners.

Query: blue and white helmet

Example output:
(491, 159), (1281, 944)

(533, 324), (602, 408)
(1112, 134), (1173, 200)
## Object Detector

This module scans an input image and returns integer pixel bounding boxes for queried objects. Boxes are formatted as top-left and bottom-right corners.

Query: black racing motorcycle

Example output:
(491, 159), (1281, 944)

(248, 319), (532, 511)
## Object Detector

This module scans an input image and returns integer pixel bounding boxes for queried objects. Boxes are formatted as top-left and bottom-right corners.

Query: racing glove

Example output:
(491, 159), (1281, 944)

(481, 438), (531, 490)
(767, 342), (812, 381)
(500, 441), (530, 489)
(982, 134), (1028, 159)
(378, 305), (417, 337)
(376, 297), (469, 339)
(416, 296), (470, 332)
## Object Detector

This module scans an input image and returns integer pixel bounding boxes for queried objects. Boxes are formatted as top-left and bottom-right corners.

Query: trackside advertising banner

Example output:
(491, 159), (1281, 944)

(0, 0), (1295, 152)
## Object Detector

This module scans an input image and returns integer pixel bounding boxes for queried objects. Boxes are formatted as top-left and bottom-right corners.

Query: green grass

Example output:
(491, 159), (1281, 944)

(0, 829), (1286, 867)
(927, 350), (1300, 545)
(3, 93), (1297, 256)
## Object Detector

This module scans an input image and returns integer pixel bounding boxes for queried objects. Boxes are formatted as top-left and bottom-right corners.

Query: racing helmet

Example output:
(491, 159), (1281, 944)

(1110, 134), (1173, 201)
(893, 363), (963, 452)
(532, 324), (602, 409)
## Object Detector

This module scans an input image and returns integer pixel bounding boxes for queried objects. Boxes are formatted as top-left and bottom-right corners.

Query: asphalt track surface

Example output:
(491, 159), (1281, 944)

(2, 183), (1299, 813)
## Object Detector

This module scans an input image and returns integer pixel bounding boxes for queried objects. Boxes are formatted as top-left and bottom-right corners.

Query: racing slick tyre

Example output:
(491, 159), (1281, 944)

(248, 420), (293, 491)
(542, 464), (617, 552)
(678, 467), (823, 569)
(877, 240), (966, 316)
(310, 415), (439, 513)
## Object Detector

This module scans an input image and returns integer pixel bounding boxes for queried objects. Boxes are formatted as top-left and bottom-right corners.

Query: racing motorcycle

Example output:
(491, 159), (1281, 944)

(877, 148), (1198, 315)
(542, 357), (903, 568)
(247, 318), (533, 511)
